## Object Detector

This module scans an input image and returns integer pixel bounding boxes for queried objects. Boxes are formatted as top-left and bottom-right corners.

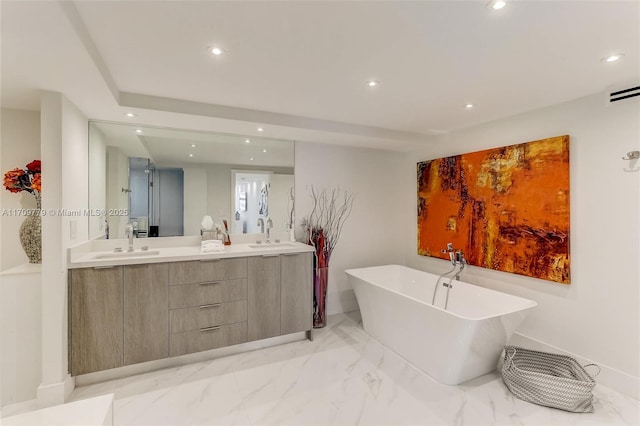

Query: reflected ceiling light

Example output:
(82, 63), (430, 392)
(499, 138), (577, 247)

(250, 157), (254, 161)
(135, 129), (143, 134)
(601, 53), (625, 63)
(191, 144), (196, 148)
(367, 80), (379, 87)
(487, 0), (506, 10)
(257, 127), (264, 132)
(245, 139), (251, 143)
(188, 153), (194, 157)
(263, 149), (268, 153)
(124, 112), (137, 117)
(210, 46), (224, 56)
(465, 103), (474, 109)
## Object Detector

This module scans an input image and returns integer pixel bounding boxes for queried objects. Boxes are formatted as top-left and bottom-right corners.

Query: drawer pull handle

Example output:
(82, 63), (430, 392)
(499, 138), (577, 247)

(199, 326), (221, 332)
(199, 303), (221, 309)
(199, 281), (221, 286)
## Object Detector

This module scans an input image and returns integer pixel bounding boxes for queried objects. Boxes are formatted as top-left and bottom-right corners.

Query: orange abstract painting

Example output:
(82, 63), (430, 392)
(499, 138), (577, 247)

(417, 135), (570, 284)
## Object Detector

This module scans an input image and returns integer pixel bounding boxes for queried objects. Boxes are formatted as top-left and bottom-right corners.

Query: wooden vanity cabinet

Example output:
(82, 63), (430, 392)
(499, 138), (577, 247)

(70, 266), (124, 376)
(70, 263), (170, 375)
(69, 251), (312, 375)
(247, 252), (312, 341)
(168, 258), (249, 357)
(247, 255), (281, 341)
(280, 252), (313, 334)
(123, 263), (169, 365)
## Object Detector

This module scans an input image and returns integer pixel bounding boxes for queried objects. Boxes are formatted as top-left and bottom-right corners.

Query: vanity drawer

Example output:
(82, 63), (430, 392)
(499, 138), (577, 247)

(169, 278), (247, 309)
(170, 300), (247, 333)
(168, 258), (247, 285)
(170, 321), (247, 357)
(201, 257), (247, 281)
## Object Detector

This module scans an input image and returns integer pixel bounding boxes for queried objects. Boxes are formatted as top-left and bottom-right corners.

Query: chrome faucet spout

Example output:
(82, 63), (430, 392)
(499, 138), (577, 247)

(257, 218), (265, 233)
(266, 218), (273, 242)
(125, 223), (134, 252)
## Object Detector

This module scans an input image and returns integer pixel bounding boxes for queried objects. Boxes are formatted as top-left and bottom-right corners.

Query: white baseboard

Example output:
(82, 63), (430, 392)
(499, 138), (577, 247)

(509, 333), (639, 400)
(36, 374), (75, 409)
(0, 399), (37, 418)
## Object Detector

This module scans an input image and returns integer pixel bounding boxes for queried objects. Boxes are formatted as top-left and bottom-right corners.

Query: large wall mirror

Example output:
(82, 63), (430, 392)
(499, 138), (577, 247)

(88, 121), (295, 240)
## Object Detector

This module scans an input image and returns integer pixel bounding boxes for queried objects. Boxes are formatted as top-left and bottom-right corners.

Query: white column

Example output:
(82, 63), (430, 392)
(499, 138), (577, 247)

(37, 91), (87, 407)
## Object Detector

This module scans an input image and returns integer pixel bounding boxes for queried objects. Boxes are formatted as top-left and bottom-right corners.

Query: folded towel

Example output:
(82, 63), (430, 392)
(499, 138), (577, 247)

(201, 240), (224, 253)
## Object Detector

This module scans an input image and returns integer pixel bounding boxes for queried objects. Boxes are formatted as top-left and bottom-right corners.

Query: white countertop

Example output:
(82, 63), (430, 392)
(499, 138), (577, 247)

(2, 394), (113, 426)
(68, 240), (314, 269)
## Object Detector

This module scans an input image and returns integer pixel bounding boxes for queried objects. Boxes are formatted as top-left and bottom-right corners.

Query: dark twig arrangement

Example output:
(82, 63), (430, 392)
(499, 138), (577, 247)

(305, 186), (355, 268)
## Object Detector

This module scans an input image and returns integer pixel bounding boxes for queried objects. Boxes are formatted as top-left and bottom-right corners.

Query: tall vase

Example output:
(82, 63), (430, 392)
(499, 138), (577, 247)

(19, 196), (42, 264)
(313, 266), (329, 328)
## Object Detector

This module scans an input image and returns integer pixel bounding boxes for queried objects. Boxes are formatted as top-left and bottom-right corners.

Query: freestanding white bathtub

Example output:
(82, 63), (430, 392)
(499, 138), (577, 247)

(345, 264), (537, 385)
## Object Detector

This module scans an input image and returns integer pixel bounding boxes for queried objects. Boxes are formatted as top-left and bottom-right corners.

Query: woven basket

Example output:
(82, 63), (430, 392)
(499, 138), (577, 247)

(501, 345), (600, 413)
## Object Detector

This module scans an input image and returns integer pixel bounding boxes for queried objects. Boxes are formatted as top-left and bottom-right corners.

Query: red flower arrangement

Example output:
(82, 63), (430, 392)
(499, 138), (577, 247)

(3, 160), (42, 196)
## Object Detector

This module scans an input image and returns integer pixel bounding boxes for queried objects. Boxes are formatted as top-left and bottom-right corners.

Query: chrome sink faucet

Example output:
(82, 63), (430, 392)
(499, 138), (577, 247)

(257, 218), (265, 233)
(266, 218), (273, 243)
(125, 223), (134, 252)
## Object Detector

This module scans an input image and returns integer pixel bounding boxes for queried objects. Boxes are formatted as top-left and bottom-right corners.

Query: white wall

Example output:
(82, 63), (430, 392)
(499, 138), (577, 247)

(270, 174), (294, 233)
(183, 168), (208, 235)
(207, 164), (232, 228)
(106, 147), (129, 239)
(39, 92), (88, 407)
(295, 142), (407, 314)
(0, 109), (41, 271)
(1, 268), (41, 407)
(88, 128), (106, 240)
(403, 93), (640, 387)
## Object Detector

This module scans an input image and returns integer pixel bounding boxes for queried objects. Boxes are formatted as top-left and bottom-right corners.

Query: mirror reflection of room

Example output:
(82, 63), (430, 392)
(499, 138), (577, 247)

(232, 171), (294, 238)
(88, 122), (294, 240)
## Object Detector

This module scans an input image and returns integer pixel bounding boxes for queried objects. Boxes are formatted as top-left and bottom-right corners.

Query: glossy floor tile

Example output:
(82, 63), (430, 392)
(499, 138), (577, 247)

(69, 312), (639, 426)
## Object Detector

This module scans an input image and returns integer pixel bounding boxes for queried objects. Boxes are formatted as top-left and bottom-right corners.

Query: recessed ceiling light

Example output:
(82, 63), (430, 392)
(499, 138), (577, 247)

(263, 149), (267, 153)
(487, 0), (506, 10)
(257, 127), (264, 132)
(245, 139), (251, 143)
(135, 129), (143, 134)
(601, 53), (625, 63)
(367, 80), (379, 87)
(191, 144), (196, 148)
(124, 112), (137, 117)
(210, 47), (224, 56)
(465, 103), (474, 109)
(250, 157), (254, 161)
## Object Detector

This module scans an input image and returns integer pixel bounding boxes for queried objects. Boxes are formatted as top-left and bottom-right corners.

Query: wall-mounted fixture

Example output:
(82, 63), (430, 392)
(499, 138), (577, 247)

(121, 187), (132, 193)
(622, 151), (639, 160)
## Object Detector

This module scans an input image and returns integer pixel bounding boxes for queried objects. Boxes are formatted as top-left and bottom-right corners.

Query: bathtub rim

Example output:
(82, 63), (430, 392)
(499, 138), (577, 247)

(345, 264), (538, 322)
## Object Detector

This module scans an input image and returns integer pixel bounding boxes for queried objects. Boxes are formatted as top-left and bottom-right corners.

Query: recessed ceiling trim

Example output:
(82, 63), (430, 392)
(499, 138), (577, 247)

(119, 92), (432, 142)
(58, 0), (120, 103)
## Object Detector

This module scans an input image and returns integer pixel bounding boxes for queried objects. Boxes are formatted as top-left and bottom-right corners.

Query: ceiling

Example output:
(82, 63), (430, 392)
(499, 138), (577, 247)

(2, 1), (638, 151)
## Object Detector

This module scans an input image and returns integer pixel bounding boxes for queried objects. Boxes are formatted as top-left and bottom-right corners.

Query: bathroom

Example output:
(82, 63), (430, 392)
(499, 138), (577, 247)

(1, 1), (638, 425)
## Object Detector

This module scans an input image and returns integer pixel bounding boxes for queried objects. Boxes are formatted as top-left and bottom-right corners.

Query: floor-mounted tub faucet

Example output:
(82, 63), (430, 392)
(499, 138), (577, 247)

(432, 243), (466, 310)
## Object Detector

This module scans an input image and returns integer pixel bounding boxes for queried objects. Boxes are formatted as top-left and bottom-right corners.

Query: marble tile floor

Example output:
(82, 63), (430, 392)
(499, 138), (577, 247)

(69, 312), (639, 426)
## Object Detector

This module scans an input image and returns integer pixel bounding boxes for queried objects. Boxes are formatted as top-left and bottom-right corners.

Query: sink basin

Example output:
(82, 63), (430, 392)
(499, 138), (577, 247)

(94, 249), (160, 259)
(248, 243), (296, 249)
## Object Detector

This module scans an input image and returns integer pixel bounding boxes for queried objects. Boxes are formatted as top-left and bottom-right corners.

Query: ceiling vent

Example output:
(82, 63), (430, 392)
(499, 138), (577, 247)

(608, 85), (640, 104)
